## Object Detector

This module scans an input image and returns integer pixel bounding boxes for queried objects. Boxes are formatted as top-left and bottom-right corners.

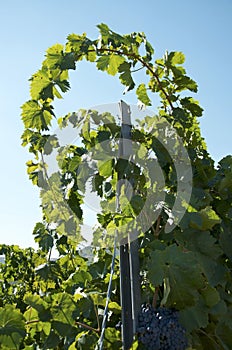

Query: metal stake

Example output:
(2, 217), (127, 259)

(118, 100), (141, 349)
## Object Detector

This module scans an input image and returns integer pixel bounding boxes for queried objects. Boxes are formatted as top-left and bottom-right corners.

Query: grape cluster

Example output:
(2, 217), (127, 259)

(137, 304), (188, 350)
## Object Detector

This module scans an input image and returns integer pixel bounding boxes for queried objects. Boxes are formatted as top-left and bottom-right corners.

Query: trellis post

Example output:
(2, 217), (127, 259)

(118, 100), (141, 349)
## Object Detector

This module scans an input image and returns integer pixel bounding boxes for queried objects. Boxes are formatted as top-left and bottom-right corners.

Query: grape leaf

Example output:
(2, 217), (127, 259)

(179, 297), (209, 332)
(50, 293), (76, 324)
(169, 51), (185, 65)
(21, 100), (52, 131)
(30, 69), (53, 100)
(149, 244), (205, 308)
(45, 43), (63, 68)
(96, 55), (110, 71)
(0, 305), (26, 349)
(98, 159), (113, 177)
(107, 54), (125, 76)
(136, 83), (151, 106)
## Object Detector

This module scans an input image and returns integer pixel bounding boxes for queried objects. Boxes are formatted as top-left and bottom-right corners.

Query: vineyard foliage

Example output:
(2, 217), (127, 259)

(0, 24), (232, 349)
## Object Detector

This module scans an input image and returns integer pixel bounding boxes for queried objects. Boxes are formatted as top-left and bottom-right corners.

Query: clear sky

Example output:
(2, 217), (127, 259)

(0, 0), (231, 249)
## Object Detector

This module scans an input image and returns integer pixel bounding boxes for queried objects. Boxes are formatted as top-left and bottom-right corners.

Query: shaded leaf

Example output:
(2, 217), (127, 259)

(179, 298), (209, 332)
(96, 55), (110, 71)
(0, 305), (26, 349)
(149, 244), (205, 308)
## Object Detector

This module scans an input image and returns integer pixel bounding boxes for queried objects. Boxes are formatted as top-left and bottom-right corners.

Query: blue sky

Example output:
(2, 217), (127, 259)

(0, 0), (231, 248)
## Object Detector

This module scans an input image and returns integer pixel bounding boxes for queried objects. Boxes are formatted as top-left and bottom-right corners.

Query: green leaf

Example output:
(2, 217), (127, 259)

(30, 69), (52, 100)
(181, 97), (204, 117)
(60, 52), (76, 70)
(175, 230), (222, 260)
(200, 285), (220, 308)
(68, 342), (77, 350)
(220, 225), (232, 260)
(179, 298), (209, 332)
(76, 161), (92, 193)
(118, 62), (135, 91)
(107, 54), (125, 76)
(130, 195), (145, 215)
(50, 293), (76, 324)
(136, 83), (151, 106)
(81, 117), (90, 141)
(149, 244), (205, 308)
(97, 23), (110, 41)
(67, 192), (83, 220)
(53, 85), (63, 99)
(21, 100), (52, 131)
(190, 206), (221, 231)
(145, 40), (154, 59)
(67, 32), (87, 53)
(174, 75), (198, 93)
(55, 79), (70, 93)
(98, 159), (113, 177)
(33, 222), (54, 252)
(86, 46), (97, 62)
(24, 294), (51, 322)
(104, 327), (122, 349)
(108, 301), (121, 314)
(96, 55), (110, 71)
(45, 43), (63, 68)
(92, 173), (104, 196)
(0, 305), (26, 349)
(67, 270), (92, 288)
(218, 174), (232, 200)
(43, 330), (60, 349)
(169, 51), (185, 65)
(216, 322), (232, 349)
(52, 320), (76, 337)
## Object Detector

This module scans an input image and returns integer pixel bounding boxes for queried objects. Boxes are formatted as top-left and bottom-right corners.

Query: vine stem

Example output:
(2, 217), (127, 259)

(75, 47), (174, 110)
(198, 329), (219, 347)
(94, 304), (100, 331)
(152, 286), (160, 308)
(155, 215), (161, 237)
(76, 321), (100, 334)
(26, 319), (40, 325)
(26, 318), (100, 333)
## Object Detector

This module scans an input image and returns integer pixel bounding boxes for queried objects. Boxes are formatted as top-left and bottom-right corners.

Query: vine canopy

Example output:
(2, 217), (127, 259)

(0, 23), (230, 350)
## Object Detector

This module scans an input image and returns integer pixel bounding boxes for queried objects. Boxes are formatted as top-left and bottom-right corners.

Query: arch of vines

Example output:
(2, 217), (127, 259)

(0, 23), (232, 349)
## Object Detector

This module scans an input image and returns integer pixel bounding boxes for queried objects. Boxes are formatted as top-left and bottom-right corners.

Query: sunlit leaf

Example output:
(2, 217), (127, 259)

(136, 83), (151, 106)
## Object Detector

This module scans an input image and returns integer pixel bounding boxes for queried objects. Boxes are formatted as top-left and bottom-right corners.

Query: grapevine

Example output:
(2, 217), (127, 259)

(0, 23), (231, 350)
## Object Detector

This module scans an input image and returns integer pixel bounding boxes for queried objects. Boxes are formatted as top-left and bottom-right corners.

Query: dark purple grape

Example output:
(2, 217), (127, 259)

(137, 304), (188, 350)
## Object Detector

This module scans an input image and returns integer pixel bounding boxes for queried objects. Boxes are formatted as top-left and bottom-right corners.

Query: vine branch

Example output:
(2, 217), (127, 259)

(76, 321), (100, 334)
(26, 318), (100, 334)
(75, 47), (174, 110)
